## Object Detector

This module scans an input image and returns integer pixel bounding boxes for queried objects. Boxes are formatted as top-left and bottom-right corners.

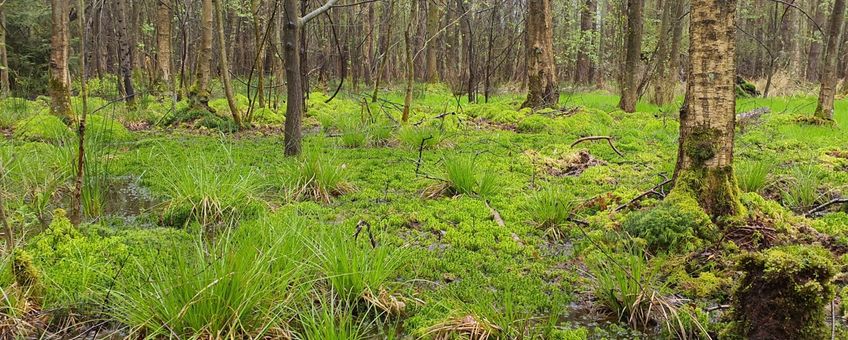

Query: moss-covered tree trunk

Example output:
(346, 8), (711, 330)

(814, 0), (846, 121)
(191, 0), (215, 111)
(618, 0), (642, 113)
(49, 0), (73, 120)
(673, 0), (742, 219)
(521, 0), (559, 109)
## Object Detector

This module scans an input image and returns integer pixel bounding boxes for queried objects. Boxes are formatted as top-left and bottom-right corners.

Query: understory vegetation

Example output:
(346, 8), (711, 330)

(1, 85), (848, 339)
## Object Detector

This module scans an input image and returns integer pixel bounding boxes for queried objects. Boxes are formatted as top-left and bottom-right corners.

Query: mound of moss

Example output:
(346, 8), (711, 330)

(623, 189), (716, 253)
(732, 245), (836, 339)
(83, 114), (132, 142)
(517, 115), (553, 133)
(13, 114), (73, 143)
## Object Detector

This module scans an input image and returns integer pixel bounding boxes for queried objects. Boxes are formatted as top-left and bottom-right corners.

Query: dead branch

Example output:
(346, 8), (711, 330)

(806, 198), (848, 217)
(570, 136), (625, 157)
(485, 200), (505, 227)
(354, 220), (378, 248)
(616, 177), (674, 212)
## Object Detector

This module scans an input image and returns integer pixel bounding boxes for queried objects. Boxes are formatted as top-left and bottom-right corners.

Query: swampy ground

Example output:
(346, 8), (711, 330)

(1, 84), (848, 339)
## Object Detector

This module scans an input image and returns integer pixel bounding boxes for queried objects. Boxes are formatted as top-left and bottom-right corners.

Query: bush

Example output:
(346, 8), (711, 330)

(12, 115), (72, 143)
(623, 190), (715, 253)
(733, 245), (835, 339)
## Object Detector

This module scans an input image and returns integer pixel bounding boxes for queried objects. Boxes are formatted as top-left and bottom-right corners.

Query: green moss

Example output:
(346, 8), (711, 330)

(12, 249), (43, 299)
(547, 327), (589, 340)
(673, 167), (745, 219)
(83, 114), (132, 142)
(733, 245), (836, 340)
(517, 115), (553, 133)
(623, 189), (716, 253)
(678, 271), (731, 298)
(683, 125), (720, 166)
(12, 114), (73, 143)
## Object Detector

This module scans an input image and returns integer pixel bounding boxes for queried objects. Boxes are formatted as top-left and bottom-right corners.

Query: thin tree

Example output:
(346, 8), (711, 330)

(72, 0), (90, 225)
(191, 0), (215, 111)
(283, 0), (339, 156)
(673, 0), (741, 218)
(215, 0), (243, 129)
(49, 0), (73, 119)
(402, 0), (418, 122)
(156, 0), (173, 98)
(618, 0), (643, 112)
(0, 2), (9, 98)
(521, 0), (558, 109)
(575, 0), (596, 85)
(813, 0), (846, 121)
(650, 0), (684, 106)
(116, 0), (136, 108)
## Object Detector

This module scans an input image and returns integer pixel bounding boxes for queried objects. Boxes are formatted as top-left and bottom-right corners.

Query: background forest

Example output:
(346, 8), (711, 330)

(0, 0), (847, 339)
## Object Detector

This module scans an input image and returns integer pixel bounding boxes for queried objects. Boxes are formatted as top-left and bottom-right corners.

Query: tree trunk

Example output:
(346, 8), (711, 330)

(425, 1), (442, 82)
(116, 0), (136, 108)
(575, 0), (596, 85)
(650, 0), (681, 106)
(252, 0), (267, 108)
(618, 0), (643, 112)
(402, 0), (417, 122)
(284, 0), (304, 155)
(457, 0), (476, 103)
(673, 0), (741, 219)
(370, 0), (395, 102)
(192, 0), (215, 111)
(216, 0), (242, 129)
(49, 0), (73, 119)
(521, 0), (559, 109)
(156, 0), (172, 96)
(0, 6), (9, 98)
(806, 0), (826, 82)
(814, 0), (846, 121)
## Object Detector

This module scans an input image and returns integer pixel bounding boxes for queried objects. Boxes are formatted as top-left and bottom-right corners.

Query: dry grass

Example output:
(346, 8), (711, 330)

(424, 315), (501, 340)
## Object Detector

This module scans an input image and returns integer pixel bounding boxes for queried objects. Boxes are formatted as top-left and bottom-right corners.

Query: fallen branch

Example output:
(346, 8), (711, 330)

(616, 176), (674, 212)
(737, 107), (771, 121)
(805, 198), (848, 217)
(485, 200), (505, 227)
(354, 220), (378, 248)
(570, 136), (624, 157)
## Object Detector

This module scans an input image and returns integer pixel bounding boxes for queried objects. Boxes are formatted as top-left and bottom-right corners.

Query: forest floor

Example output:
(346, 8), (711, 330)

(1, 85), (848, 339)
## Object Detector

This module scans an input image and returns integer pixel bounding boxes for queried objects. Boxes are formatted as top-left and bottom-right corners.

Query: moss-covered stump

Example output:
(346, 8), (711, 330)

(732, 245), (836, 339)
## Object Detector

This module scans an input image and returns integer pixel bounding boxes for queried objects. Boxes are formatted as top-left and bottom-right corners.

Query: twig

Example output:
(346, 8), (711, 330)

(354, 220), (378, 248)
(806, 198), (848, 217)
(616, 177), (674, 212)
(485, 200), (505, 227)
(415, 136), (434, 176)
(705, 304), (731, 312)
(570, 136), (625, 157)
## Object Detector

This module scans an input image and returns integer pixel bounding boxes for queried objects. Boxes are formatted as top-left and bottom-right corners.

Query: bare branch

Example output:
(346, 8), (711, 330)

(299, 0), (340, 26)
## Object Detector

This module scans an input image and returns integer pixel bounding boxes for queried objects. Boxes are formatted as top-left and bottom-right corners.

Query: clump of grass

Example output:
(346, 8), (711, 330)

(398, 125), (443, 149)
(296, 296), (371, 340)
(586, 250), (694, 334)
(426, 154), (498, 198)
(285, 151), (354, 203)
(112, 218), (307, 338)
(527, 187), (576, 228)
(781, 165), (824, 213)
(423, 314), (501, 340)
(735, 160), (773, 193)
(310, 226), (406, 303)
(340, 126), (368, 148)
(157, 145), (262, 228)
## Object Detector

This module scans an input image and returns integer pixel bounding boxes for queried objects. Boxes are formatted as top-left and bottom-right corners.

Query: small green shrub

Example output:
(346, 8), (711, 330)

(735, 160), (772, 193)
(733, 245), (835, 339)
(12, 115), (72, 143)
(623, 190), (715, 253)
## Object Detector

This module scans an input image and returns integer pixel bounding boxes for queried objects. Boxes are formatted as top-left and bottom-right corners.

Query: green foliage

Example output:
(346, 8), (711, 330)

(517, 115), (553, 133)
(735, 160), (773, 193)
(112, 215), (306, 338)
(81, 114), (131, 143)
(733, 245), (836, 339)
(0, 97), (45, 128)
(527, 186), (576, 228)
(623, 191), (715, 253)
(397, 125), (443, 149)
(12, 115), (72, 143)
(296, 297), (370, 340)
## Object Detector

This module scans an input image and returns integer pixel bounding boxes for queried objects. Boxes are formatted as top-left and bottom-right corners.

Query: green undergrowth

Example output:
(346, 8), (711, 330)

(3, 89), (848, 338)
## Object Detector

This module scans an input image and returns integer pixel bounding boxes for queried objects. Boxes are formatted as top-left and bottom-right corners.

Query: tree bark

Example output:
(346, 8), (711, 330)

(521, 0), (559, 109)
(191, 0), (215, 111)
(674, 0), (741, 219)
(575, 0), (596, 85)
(402, 0), (417, 122)
(252, 0), (267, 108)
(425, 0), (443, 82)
(116, 0), (136, 108)
(156, 0), (173, 96)
(814, 0), (846, 121)
(650, 0), (682, 106)
(618, 0), (643, 112)
(49, 0), (73, 119)
(0, 6), (9, 98)
(806, 0), (826, 82)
